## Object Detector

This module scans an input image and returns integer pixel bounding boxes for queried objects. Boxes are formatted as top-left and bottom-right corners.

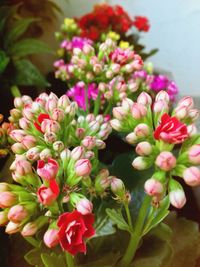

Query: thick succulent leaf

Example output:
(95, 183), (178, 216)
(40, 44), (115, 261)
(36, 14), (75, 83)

(14, 59), (50, 87)
(4, 18), (40, 48)
(24, 247), (45, 267)
(163, 213), (200, 267)
(41, 253), (66, 267)
(8, 39), (53, 57)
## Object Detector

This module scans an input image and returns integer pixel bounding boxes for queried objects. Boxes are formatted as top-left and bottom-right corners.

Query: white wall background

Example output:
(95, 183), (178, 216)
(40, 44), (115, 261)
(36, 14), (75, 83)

(56, 0), (200, 96)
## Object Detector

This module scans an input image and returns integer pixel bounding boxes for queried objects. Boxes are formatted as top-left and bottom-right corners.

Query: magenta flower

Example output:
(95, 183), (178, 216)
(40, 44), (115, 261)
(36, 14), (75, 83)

(60, 36), (93, 51)
(150, 75), (179, 101)
(67, 82), (98, 110)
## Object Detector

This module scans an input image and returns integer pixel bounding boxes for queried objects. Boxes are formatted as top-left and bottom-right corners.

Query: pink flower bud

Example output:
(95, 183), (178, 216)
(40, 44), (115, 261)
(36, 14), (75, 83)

(132, 157), (148, 170)
(84, 151), (95, 159)
(174, 105), (188, 120)
(10, 130), (26, 142)
(22, 95), (32, 104)
(41, 119), (61, 134)
(11, 143), (25, 154)
(187, 124), (197, 137)
(126, 132), (138, 144)
(110, 119), (122, 131)
(0, 192), (17, 208)
(44, 229), (59, 248)
(76, 128), (85, 139)
(111, 63), (120, 74)
(137, 92), (152, 106)
(58, 95), (70, 109)
(21, 222), (38, 237)
(177, 96), (194, 109)
(15, 160), (32, 176)
(122, 98), (133, 112)
(155, 91), (170, 103)
(89, 121), (100, 132)
(37, 180), (60, 206)
(75, 159), (92, 177)
(136, 142), (152, 156)
(19, 118), (31, 130)
(95, 139), (106, 149)
(76, 199), (93, 215)
(144, 178), (163, 196)
(113, 107), (127, 120)
(26, 147), (41, 161)
(82, 136), (96, 150)
(156, 152), (176, 171)
(8, 205), (28, 223)
(183, 166), (200, 186)
(40, 148), (52, 161)
(23, 105), (34, 120)
(71, 146), (84, 161)
(44, 132), (57, 144)
(131, 103), (147, 120)
(110, 177), (125, 196)
(188, 145), (200, 165)
(45, 98), (57, 112)
(189, 109), (199, 121)
(134, 123), (150, 138)
(22, 135), (37, 149)
(5, 221), (21, 234)
(53, 141), (64, 152)
(52, 108), (65, 122)
(14, 97), (23, 108)
(37, 159), (59, 181)
(169, 189), (186, 209)
(153, 100), (169, 113)
(0, 210), (8, 226)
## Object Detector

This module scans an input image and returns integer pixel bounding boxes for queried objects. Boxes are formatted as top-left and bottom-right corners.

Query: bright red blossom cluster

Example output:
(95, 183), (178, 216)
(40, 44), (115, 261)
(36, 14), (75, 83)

(133, 16), (150, 32)
(78, 4), (149, 41)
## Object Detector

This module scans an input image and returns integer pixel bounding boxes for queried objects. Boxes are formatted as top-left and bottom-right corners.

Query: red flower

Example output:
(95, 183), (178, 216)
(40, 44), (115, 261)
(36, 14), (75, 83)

(37, 158), (59, 182)
(34, 113), (50, 133)
(133, 16), (150, 32)
(154, 113), (189, 144)
(37, 180), (60, 206)
(57, 210), (95, 255)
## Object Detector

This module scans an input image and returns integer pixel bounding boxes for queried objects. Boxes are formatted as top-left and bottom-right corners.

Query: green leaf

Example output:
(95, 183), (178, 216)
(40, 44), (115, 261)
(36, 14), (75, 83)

(4, 18), (40, 48)
(0, 50), (10, 74)
(110, 152), (154, 191)
(8, 38), (54, 57)
(0, 5), (17, 32)
(14, 59), (50, 87)
(143, 197), (170, 235)
(41, 253), (66, 267)
(163, 212), (200, 267)
(24, 247), (45, 267)
(106, 208), (132, 233)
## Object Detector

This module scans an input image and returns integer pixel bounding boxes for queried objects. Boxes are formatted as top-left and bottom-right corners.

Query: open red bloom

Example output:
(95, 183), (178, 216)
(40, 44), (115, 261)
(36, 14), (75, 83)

(154, 113), (189, 144)
(34, 113), (50, 133)
(133, 16), (150, 32)
(37, 180), (60, 206)
(57, 210), (95, 255)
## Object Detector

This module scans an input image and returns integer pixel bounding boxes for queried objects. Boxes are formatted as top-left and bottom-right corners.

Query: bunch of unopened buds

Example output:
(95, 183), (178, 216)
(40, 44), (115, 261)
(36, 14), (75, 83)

(111, 90), (200, 209)
(0, 93), (130, 256)
(54, 39), (143, 113)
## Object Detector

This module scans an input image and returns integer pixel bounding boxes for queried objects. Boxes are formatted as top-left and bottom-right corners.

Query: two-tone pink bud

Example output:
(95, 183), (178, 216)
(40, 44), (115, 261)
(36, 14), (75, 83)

(37, 158), (59, 181)
(76, 199), (93, 215)
(156, 152), (176, 171)
(75, 159), (92, 177)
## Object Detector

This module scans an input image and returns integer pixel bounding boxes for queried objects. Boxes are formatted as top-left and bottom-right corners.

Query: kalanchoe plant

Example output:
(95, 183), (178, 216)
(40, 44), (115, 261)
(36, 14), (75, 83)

(0, 90), (200, 267)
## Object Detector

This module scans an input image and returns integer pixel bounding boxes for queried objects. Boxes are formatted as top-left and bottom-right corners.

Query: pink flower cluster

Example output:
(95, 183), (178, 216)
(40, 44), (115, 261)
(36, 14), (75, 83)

(111, 91), (200, 209)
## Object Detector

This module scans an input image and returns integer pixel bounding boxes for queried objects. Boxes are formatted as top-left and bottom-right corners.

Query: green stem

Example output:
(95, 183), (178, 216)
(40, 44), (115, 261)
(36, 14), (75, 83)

(118, 195), (151, 267)
(65, 252), (76, 267)
(103, 101), (113, 115)
(85, 85), (89, 114)
(124, 204), (133, 228)
(93, 91), (101, 116)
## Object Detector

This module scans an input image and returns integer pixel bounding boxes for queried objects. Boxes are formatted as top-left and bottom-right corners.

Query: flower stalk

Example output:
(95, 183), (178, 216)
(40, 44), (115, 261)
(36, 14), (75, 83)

(65, 252), (76, 267)
(119, 195), (151, 267)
